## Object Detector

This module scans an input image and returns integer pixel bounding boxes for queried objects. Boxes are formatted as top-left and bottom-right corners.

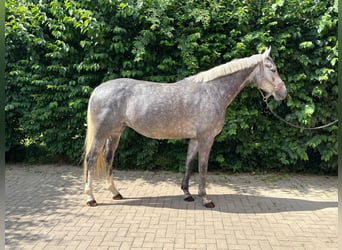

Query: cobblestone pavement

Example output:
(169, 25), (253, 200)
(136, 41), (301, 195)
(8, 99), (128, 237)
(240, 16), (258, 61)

(5, 165), (337, 250)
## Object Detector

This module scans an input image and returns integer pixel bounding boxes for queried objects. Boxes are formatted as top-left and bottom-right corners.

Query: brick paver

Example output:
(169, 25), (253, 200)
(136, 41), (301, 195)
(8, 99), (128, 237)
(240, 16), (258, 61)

(5, 165), (337, 249)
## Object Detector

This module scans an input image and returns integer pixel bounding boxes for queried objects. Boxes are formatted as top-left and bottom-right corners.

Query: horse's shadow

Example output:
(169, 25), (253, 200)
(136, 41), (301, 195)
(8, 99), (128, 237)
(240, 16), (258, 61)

(100, 194), (337, 214)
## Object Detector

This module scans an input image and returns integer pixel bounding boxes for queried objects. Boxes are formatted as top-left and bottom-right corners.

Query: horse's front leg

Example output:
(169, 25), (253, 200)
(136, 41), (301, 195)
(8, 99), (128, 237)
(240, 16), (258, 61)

(104, 135), (123, 200)
(198, 138), (215, 208)
(181, 139), (198, 202)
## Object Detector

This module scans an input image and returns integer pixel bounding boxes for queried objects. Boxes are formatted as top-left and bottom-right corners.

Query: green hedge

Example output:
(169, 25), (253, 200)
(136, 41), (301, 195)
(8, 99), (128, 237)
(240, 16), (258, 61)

(5, 0), (337, 173)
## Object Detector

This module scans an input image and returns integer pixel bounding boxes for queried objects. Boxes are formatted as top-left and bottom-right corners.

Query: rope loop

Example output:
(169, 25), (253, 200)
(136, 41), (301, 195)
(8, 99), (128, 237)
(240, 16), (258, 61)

(258, 89), (338, 130)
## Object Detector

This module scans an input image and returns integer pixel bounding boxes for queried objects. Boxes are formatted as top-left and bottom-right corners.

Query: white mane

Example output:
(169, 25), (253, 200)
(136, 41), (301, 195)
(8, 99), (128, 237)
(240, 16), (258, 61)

(188, 54), (263, 83)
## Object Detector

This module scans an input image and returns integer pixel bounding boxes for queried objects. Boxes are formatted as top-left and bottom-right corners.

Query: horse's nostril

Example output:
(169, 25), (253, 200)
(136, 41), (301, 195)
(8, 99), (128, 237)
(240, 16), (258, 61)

(279, 89), (287, 100)
(283, 87), (288, 97)
(277, 84), (287, 97)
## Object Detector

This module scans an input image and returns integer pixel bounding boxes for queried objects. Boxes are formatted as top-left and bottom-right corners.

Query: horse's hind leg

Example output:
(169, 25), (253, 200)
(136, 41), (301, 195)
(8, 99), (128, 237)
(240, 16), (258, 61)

(85, 152), (97, 206)
(181, 139), (198, 202)
(104, 135), (123, 200)
(85, 141), (105, 206)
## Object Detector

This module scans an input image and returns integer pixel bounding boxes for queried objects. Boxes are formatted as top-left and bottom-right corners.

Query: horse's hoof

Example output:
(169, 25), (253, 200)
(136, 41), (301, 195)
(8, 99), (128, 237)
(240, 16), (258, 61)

(86, 200), (97, 207)
(184, 195), (195, 202)
(113, 193), (123, 200)
(204, 201), (215, 208)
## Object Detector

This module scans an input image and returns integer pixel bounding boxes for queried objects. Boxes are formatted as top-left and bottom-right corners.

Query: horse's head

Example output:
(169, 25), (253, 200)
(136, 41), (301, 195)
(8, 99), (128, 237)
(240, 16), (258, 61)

(255, 47), (287, 101)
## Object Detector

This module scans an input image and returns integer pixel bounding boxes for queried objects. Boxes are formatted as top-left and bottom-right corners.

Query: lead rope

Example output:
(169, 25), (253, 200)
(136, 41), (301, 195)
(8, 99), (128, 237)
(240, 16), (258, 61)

(258, 89), (338, 130)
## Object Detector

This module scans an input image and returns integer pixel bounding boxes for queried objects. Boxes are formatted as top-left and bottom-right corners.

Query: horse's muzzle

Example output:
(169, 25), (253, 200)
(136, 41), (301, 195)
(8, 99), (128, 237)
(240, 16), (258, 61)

(274, 83), (287, 101)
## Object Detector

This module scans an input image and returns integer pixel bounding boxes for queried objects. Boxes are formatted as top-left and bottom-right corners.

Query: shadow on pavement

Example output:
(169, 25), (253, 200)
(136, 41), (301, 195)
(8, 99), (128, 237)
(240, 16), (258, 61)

(99, 194), (337, 214)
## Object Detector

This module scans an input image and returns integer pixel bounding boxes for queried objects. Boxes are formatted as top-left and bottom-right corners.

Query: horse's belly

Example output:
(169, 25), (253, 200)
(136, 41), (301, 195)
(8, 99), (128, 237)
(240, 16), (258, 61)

(127, 118), (197, 139)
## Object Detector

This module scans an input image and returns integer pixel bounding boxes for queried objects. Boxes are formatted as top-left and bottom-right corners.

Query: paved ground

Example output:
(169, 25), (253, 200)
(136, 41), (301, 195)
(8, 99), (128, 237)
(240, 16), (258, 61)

(5, 165), (337, 250)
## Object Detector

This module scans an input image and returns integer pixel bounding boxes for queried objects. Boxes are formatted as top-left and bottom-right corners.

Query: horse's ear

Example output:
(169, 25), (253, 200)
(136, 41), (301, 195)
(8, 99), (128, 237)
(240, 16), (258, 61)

(263, 46), (271, 58)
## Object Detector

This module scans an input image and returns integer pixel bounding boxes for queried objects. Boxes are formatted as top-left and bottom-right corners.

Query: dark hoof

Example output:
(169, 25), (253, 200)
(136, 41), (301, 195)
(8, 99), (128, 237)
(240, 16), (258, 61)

(184, 195), (195, 202)
(113, 193), (123, 200)
(204, 201), (215, 208)
(86, 200), (97, 207)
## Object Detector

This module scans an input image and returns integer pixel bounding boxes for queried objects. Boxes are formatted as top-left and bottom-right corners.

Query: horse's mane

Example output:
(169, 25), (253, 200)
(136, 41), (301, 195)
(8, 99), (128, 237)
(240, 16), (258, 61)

(187, 54), (263, 83)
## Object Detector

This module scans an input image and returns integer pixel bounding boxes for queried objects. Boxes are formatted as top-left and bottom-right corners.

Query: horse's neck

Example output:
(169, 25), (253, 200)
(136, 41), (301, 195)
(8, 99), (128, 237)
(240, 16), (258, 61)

(211, 66), (257, 108)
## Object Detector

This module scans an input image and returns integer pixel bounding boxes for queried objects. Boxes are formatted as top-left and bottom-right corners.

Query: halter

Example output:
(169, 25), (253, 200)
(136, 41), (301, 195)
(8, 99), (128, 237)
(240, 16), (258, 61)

(256, 60), (285, 101)
(256, 60), (338, 130)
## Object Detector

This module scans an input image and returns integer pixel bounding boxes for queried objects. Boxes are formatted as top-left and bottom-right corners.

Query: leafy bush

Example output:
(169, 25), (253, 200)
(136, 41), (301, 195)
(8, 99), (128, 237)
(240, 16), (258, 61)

(5, 0), (337, 173)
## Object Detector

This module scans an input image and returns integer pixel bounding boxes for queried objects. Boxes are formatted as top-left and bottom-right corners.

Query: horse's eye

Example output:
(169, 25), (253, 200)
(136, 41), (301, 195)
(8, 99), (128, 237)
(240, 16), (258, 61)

(265, 63), (272, 68)
(266, 64), (276, 72)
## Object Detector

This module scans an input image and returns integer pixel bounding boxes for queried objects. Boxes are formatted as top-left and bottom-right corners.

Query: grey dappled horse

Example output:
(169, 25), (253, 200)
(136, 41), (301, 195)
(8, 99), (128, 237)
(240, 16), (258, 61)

(83, 47), (287, 208)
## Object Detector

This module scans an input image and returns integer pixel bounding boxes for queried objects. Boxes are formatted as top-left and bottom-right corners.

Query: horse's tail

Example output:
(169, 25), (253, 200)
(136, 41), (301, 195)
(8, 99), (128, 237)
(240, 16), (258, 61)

(83, 109), (107, 181)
